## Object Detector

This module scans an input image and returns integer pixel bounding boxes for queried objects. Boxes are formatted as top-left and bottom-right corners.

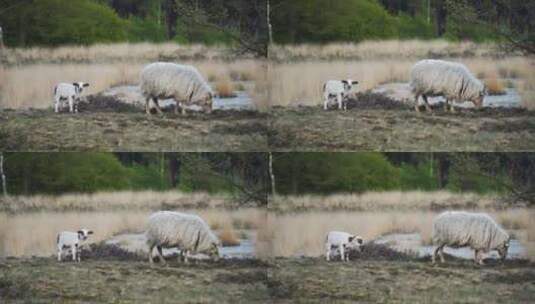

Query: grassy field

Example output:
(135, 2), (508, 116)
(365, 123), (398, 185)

(268, 105), (535, 151)
(0, 108), (267, 151)
(268, 257), (535, 303)
(0, 256), (269, 303)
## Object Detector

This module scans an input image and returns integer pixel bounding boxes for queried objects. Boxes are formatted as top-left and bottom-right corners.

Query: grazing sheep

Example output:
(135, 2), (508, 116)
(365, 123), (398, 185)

(325, 231), (363, 262)
(140, 62), (213, 115)
(53, 82), (90, 113)
(410, 59), (487, 112)
(323, 79), (359, 111)
(57, 229), (93, 262)
(432, 211), (510, 265)
(146, 211), (220, 264)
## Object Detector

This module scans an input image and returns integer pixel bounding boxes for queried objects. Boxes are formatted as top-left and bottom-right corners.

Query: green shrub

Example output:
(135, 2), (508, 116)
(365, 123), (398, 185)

(396, 14), (434, 40)
(125, 17), (167, 43)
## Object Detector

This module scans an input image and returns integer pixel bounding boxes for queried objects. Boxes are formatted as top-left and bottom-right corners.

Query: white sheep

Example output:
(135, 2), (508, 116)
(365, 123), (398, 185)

(410, 59), (486, 112)
(140, 62), (213, 115)
(323, 79), (359, 111)
(146, 211), (220, 264)
(57, 229), (93, 262)
(53, 82), (90, 113)
(325, 231), (363, 262)
(432, 211), (510, 265)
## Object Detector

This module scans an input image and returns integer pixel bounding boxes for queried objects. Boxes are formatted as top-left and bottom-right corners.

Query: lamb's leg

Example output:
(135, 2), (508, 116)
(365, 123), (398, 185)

(68, 96), (74, 113)
(76, 244), (81, 262)
(152, 98), (163, 115)
(340, 245), (345, 262)
(422, 95), (432, 112)
(325, 244), (331, 261)
(57, 248), (62, 262)
(72, 245), (77, 262)
(323, 93), (329, 110)
(54, 96), (60, 113)
(337, 94), (343, 110)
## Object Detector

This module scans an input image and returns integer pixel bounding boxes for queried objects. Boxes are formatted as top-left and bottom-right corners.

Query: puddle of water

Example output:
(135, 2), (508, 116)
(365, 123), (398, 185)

(101, 85), (255, 111)
(376, 233), (526, 260)
(373, 83), (522, 108)
(105, 232), (256, 260)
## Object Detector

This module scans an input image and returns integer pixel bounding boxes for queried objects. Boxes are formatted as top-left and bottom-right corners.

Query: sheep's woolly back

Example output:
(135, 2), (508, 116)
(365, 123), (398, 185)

(432, 211), (509, 251)
(146, 211), (219, 253)
(410, 59), (484, 102)
(140, 62), (213, 104)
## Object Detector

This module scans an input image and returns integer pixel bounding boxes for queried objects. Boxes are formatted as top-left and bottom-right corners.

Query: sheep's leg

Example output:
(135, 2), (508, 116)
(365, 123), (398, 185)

(323, 94), (329, 111)
(450, 100), (456, 113)
(57, 248), (62, 262)
(156, 245), (165, 264)
(148, 245), (155, 263)
(433, 244), (445, 264)
(340, 245), (345, 262)
(475, 250), (485, 265)
(145, 97), (152, 115)
(179, 102), (186, 116)
(152, 98), (163, 115)
(444, 99), (449, 112)
(422, 95), (432, 112)
(76, 244), (81, 262)
(54, 96), (60, 113)
(183, 250), (189, 264)
(438, 245), (445, 263)
(414, 94), (421, 112)
(325, 244), (331, 261)
(337, 94), (343, 111)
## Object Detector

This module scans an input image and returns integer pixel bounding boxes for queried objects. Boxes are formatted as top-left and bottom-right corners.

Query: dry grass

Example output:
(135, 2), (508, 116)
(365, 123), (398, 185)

(269, 57), (532, 107)
(270, 191), (500, 212)
(0, 208), (264, 257)
(218, 223), (241, 246)
(270, 40), (499, 61)
(264, 209), (535, 258)
(0, 43), (238, 65)
(0, 60), (262, 109)
(484, 73), (506, 95)
(215, 77), (236, 98)
(0, 190), (231, 213)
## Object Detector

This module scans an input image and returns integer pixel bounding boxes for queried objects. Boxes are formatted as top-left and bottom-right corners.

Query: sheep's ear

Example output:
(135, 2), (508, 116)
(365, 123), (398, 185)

(88, 230), (93, 235)
(77, 230), (84, 235)
(357, 238), (363, 244)
(348, 236), (355, 242)
(73, 83), (80, 87)
(341, 80), (349, 85)
(352, 81), (359, 85)
(83, 83), (90, 87)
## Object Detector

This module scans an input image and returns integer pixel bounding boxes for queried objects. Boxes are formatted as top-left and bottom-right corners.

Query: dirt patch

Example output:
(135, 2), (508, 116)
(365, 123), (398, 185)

(269, 105), (535, 151)
(348, 242), (418, 261)
(78, 94), (140, 113)
(83, 242), (144, 261)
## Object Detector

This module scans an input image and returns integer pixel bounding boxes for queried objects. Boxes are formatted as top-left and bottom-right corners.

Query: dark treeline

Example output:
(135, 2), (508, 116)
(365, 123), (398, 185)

(0, 0), (267, 55)
(271, 0), (534, 47)
(273, 153), (535, 204)
(2, 153), (268, 204)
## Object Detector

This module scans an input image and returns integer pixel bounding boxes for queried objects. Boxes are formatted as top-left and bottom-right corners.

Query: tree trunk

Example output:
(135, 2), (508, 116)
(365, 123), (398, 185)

(268, 152), (276, 197)
(164, 0), (178, 39)
(267, 0), (273, 46)
(0, 26), (4, 49)
(435, 0), (447, 36)
(168, 156), (181, 188)
(0, 153), (7, 197)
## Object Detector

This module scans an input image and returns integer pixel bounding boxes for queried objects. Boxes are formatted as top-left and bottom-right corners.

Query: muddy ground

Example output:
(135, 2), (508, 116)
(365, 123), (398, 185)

(269, 93), (535, 151)
(0, 244), (269, 303)
(0, 95), (268, 151)
(268, 257), (535, 303)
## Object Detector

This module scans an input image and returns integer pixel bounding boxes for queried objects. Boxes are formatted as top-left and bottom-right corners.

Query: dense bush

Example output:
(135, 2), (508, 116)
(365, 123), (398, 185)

(1, 0), (127, 46)
(125, 17), (167, 43)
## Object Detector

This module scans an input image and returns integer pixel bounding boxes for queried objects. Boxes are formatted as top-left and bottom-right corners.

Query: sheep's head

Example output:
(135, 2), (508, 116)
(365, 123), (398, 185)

(77, 229), (93, 241)
(472, 87), (486, 108)
(497, 239), (510, 262)
(207, 242), (219, 261)
(199, 92), (213, 114)
(341, 79), (359, 92)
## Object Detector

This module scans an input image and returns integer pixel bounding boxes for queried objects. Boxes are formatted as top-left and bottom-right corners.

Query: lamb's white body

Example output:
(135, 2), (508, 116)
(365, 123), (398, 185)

(432, 211), (510, 265)
(146, 211), (220, 264)
(57, 229), (93, 262)
(53, 82), (89, 113)
(323, 79), (359, 111)
(410, 59), (486, 112)
(325, 231), (363, 262)
(140, 62), (213, 115)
